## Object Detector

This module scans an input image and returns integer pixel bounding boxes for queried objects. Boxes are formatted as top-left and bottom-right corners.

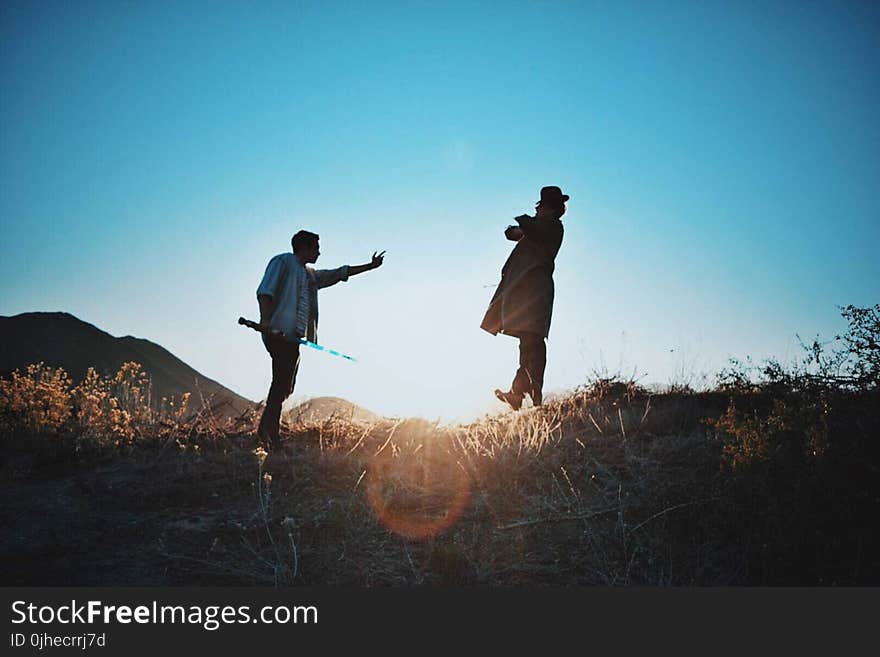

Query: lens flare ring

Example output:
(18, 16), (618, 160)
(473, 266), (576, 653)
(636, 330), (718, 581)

(365, 451), (471, 540)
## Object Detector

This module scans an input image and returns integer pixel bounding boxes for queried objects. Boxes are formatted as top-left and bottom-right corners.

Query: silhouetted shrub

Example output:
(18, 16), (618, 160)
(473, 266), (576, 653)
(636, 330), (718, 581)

(707, 304), (879, 583)
(0, 361), (192, 446)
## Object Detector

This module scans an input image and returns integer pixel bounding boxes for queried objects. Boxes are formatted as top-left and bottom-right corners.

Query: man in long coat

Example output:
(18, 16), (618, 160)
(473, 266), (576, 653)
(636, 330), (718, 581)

(480, 186), (569, 409)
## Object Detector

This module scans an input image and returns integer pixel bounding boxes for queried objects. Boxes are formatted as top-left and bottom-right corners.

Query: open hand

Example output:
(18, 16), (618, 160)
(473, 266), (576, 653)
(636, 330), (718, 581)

(371, 250), (386, 269)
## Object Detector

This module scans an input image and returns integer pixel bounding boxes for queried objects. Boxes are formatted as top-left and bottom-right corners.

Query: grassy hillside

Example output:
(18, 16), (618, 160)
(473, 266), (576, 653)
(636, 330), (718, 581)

(1, 382), (876, 585)
(1, 305), (877, 585)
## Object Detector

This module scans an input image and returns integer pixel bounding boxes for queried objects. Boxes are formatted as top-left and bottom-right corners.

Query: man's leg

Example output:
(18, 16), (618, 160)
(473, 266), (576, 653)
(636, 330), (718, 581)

(512, 333), (546, 406)
(257, 337), (301, 447)
(527, 336), (547, 405)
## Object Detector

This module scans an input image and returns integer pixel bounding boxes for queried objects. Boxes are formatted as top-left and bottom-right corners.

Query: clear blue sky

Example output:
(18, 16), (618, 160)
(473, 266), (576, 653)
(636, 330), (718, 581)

(2, 1), (878, 421)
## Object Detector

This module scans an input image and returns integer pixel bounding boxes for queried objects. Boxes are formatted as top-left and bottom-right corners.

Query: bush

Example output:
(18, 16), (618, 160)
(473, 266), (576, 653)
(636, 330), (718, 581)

(711, 304), (878, 468)
(0, 363), (73, 434)
(0, 361), (191, 446)
(706, 304), (879, 583)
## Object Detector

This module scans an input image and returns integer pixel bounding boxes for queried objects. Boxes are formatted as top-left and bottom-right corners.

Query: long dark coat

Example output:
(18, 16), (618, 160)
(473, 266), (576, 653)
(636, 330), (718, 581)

(480, 215), (564, 339)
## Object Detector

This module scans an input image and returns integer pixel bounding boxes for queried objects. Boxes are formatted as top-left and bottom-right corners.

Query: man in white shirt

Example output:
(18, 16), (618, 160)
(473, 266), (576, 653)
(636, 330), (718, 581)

(255, 230), (385, 448)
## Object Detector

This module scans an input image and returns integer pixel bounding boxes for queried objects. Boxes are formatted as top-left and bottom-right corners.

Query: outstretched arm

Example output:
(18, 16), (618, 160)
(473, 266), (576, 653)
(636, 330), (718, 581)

(349, 251), (386, 277)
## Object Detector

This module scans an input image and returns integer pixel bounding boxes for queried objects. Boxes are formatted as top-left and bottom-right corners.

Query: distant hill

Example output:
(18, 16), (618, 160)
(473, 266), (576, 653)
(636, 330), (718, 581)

(284, 396), (379, 425)
(0, 312), (253, 418)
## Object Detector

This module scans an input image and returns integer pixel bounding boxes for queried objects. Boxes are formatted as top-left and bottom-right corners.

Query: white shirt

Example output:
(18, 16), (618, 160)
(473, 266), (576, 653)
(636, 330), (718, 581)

(257, 253), (350, 343)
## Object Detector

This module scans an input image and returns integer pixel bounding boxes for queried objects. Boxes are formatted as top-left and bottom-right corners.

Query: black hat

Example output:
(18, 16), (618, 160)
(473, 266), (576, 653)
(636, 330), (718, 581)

(539, 186), (570, 206)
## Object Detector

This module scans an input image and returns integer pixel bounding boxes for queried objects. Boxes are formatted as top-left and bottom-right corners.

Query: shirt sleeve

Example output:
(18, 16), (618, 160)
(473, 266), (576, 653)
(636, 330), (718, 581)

(516, 216), (562, 247)
(311, 265), (350, 289)
(257, 255), (287, 299)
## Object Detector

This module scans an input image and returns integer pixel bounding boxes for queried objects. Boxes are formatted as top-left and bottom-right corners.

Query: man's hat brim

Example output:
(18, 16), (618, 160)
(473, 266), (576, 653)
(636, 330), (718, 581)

(539, 186), (570, 204)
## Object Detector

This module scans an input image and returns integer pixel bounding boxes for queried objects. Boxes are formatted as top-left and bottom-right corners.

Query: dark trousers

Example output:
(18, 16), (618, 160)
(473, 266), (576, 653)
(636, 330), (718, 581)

(257, 335), (301, 444)
(511, 332), (546, 405)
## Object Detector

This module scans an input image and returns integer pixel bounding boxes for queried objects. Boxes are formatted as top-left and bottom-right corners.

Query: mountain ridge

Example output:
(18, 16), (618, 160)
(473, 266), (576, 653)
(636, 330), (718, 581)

(284, 395), (379, 425)
(0, 311), (253, 418)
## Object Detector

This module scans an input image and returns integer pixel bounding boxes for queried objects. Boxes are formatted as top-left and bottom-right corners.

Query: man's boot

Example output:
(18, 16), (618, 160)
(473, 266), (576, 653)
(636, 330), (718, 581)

(494, 389), (523, 411)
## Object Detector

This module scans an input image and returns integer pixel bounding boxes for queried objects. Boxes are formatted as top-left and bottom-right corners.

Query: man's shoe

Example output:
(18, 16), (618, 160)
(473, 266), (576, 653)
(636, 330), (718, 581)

(530, 390), (543, 407)
(494, 389), (523, 411)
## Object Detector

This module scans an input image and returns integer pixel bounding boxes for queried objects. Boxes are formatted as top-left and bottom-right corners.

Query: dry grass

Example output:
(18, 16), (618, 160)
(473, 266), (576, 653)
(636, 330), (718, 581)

(1, 353), (877, 586)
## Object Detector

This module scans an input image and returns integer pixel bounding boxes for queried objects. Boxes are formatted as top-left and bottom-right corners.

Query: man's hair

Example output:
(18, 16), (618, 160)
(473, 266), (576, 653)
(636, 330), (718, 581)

(291, 230), (320, 253)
